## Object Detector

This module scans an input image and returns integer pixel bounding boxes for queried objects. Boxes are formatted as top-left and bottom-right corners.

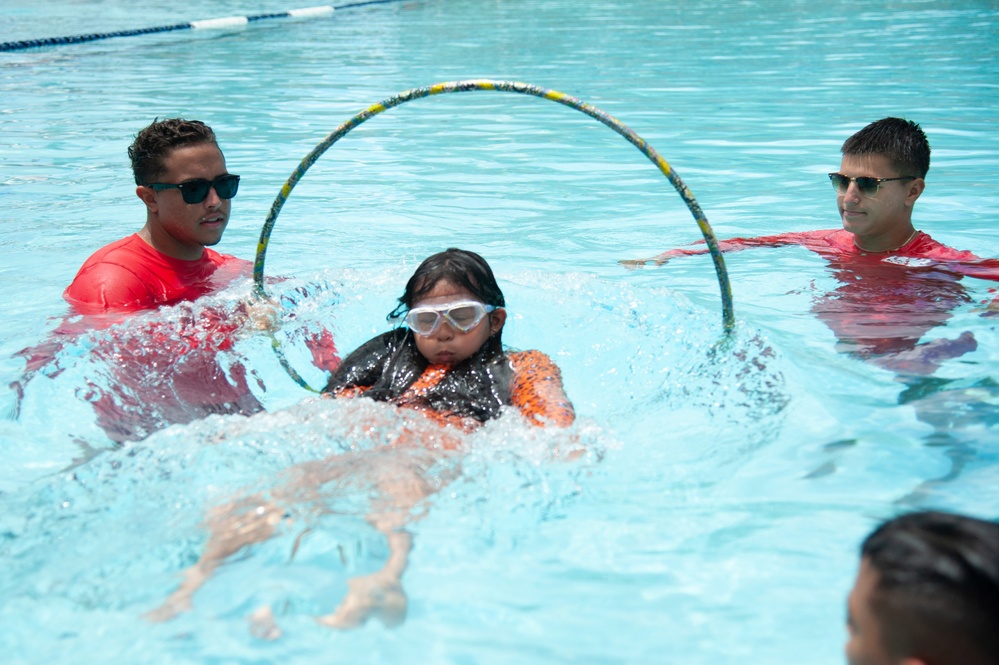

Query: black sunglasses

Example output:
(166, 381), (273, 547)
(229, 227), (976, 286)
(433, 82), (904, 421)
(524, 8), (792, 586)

(828, 173), (914, 197)
(149, 174), (240, 204)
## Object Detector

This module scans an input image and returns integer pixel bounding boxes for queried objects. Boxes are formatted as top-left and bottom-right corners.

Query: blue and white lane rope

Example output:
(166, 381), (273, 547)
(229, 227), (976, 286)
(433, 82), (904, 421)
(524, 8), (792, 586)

(0, 1), (401, 53)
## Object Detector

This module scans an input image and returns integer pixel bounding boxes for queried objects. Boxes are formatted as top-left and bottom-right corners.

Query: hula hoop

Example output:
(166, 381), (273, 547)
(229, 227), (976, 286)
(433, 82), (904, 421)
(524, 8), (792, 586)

(255, 79), (735, 390)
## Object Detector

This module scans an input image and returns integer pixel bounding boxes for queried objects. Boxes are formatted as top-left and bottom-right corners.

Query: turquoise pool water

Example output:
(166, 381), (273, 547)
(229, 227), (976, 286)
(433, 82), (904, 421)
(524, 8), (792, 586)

(2, 1), (998, 663)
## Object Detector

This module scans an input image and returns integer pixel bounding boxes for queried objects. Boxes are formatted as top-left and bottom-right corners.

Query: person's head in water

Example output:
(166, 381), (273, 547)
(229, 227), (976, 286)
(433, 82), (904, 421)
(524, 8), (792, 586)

(845, 510), (999, 665)
(129, 118), (238, 260)
(390, 248), (507, 365)
(834, 117), (929, 252)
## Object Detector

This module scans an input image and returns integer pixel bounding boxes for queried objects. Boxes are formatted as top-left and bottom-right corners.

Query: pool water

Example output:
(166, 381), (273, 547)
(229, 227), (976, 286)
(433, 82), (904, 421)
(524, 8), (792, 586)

(2, 1), (999, 663)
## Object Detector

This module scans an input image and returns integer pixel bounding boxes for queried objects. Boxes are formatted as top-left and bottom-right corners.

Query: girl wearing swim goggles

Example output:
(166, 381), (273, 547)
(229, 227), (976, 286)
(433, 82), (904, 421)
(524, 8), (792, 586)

(404, 301), (497, 336)
(150, 252), (576, 634)
(323, 247), (574, 428)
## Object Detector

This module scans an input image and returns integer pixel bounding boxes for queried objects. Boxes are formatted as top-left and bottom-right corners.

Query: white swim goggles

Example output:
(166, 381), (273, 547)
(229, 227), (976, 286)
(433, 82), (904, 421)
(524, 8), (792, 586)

(404, 300), (496, 336)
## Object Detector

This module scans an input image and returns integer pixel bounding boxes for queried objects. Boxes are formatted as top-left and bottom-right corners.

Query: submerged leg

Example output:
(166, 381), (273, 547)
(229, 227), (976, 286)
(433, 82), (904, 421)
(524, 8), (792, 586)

(248, 604), (283, 640)
(146, 440), (454, 629)
(316, 530), (413, 629)
(872, 331), (977, 376)
(317, 452), (442, 629)
(145, 495), (288, 622)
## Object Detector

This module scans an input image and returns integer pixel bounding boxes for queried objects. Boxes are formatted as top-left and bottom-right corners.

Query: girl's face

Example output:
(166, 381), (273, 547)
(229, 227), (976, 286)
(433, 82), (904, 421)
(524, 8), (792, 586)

(410, 280), (505, 365)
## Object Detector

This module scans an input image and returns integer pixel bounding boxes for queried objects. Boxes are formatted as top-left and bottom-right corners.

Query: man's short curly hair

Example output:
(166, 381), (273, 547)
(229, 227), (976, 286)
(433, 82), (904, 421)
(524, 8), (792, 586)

(128, 118), (219, 186)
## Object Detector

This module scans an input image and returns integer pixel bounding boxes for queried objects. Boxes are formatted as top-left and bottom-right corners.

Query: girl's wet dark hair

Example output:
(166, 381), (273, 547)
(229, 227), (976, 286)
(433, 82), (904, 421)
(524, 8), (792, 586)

(390, 247), (506, 318)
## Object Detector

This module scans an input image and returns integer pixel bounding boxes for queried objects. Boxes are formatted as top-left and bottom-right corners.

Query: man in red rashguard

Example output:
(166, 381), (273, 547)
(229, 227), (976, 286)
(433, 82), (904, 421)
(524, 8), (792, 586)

(19, 118), (338, 443)
(625, 117), (999, 376)
(65, 118), (246, 313)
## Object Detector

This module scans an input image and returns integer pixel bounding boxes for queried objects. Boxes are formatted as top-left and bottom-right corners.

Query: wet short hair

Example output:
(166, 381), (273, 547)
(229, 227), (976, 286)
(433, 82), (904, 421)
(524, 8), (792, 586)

(841, 117), (930, 179)
(861, 510), (999, 665)
(128, 118), (219, 185)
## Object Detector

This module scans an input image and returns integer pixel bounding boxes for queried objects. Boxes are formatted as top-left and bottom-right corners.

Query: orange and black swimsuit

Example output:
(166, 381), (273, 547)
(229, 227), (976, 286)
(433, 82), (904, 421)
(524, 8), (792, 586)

(323, 329), (574, 431)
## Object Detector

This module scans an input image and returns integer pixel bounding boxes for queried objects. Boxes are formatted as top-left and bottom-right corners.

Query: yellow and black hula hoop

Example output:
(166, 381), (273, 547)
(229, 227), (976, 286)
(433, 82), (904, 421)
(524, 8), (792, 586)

(255, 79), (735, 390)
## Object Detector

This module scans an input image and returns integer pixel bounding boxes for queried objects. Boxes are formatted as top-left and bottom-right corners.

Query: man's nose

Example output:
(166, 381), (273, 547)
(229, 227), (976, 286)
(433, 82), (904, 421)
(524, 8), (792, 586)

(204, 184), (223, 207)
(843, 180), (864, 200)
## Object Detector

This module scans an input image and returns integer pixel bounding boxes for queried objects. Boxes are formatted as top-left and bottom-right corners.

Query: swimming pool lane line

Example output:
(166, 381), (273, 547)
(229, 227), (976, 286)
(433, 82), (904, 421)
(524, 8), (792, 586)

(254, 79), (736, 392)
(0, 1), (401, 53)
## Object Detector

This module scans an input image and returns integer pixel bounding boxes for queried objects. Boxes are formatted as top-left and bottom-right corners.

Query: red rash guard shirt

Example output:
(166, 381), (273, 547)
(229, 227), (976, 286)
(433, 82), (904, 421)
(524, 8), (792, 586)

(654, 229), (999, 357)
(64, 234), (248, 315)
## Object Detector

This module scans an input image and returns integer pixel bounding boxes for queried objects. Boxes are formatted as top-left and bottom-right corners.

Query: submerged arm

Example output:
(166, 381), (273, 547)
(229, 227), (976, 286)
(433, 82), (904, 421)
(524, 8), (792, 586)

(947, 258), (999, 314)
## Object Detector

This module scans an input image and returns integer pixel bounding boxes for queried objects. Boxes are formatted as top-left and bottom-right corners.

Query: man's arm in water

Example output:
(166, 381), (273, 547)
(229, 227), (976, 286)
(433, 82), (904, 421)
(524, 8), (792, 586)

(619, 232), (810, 268)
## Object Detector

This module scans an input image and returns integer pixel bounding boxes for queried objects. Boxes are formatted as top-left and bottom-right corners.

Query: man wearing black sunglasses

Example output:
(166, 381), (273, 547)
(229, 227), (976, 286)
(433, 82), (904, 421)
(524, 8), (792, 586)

(65, 118), (244, 312)
(29, 118), (266, 443)
(624, 117), (999, 376)
(30, 119), (340, 443)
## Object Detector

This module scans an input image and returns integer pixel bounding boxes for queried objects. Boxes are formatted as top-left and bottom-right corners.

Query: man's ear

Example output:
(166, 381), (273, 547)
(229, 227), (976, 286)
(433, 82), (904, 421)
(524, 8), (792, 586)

(136, 185), (158, 212)
(489, 307), (507, 335)
(904, 177), (925, 207)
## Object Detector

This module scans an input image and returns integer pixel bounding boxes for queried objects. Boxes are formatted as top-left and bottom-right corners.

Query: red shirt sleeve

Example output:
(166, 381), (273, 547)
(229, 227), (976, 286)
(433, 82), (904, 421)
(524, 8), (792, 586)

(63, 235), (247, 314)
(644, 231), (823, 263)
(64, 261), (156, 314)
